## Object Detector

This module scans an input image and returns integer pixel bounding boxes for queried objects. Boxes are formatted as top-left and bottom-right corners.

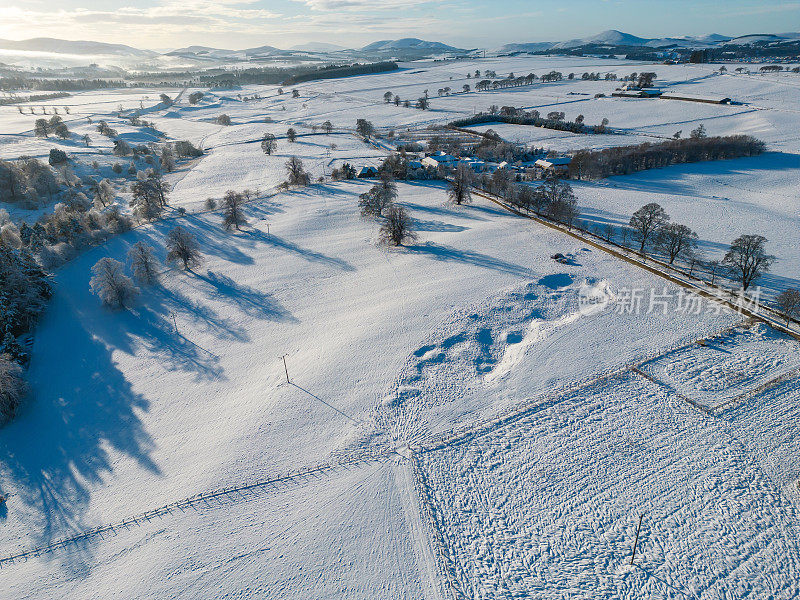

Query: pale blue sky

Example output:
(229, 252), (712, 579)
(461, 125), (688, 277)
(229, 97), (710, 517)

(1, 0), (798, 50)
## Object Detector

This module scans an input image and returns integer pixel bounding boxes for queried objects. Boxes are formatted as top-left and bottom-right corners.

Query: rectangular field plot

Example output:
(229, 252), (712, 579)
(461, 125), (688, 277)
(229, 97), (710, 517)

(418, 373), (800, 600)
(637, 323), (800, 412)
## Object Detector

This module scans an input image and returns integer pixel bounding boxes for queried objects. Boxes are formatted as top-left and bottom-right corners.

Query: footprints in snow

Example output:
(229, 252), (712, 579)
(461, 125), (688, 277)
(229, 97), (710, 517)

(380, 273), (582, 443)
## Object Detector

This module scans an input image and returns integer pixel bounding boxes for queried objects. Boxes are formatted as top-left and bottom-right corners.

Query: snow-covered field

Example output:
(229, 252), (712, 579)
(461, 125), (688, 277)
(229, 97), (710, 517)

(1, 54), (799, 599)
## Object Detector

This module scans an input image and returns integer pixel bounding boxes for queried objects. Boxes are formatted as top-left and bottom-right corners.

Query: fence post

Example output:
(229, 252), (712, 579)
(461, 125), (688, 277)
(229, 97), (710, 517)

(630, 514), (644, 565)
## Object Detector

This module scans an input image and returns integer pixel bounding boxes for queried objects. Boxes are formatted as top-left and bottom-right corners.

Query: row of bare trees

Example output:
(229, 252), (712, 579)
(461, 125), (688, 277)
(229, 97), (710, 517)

(569, 135), (766, 179)
(625, 202), (777, 292)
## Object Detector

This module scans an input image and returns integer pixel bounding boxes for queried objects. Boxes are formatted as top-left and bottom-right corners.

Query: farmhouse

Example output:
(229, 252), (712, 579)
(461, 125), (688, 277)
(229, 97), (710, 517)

(357, 165), (378, 178)
(422, 151), (458, 169)
(534, 157), (572, 175)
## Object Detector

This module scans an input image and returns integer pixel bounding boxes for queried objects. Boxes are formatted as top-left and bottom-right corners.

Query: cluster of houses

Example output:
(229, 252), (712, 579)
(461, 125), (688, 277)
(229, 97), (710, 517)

(354, 150), (572, 180)
(418, 150), (571, 178)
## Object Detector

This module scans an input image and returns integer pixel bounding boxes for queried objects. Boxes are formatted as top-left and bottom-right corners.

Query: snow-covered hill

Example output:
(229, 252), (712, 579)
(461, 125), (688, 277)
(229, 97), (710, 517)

(0, 37), (155, 57)
(361, 38), (463, 52)
(553, 29), (651, 49)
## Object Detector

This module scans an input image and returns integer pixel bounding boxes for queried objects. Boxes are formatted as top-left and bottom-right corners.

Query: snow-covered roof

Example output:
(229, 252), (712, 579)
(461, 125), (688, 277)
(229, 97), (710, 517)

(535, 157), (571, 168)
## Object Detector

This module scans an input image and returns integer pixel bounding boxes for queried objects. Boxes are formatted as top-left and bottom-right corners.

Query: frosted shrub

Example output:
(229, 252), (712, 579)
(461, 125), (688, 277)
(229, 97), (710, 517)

(0, 355), (27, 426)
(1, 223), (22, 248)
(90, 257), (139, 308)
(38, 242), (76, 269)
(128, 241), (160, 285)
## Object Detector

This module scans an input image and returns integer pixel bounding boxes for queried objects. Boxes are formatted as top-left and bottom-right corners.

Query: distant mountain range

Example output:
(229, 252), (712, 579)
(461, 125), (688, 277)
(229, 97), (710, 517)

(0, 31), (798, 67)
(0, 36), (463, 61)
(497, 29), (800, 53)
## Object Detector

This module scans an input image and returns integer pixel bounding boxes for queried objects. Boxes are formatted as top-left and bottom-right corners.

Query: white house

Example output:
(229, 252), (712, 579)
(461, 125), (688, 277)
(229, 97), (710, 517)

(422, 151), (457, 169)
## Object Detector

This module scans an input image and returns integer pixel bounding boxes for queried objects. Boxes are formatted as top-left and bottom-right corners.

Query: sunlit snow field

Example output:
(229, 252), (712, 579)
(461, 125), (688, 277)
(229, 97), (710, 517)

(0, 55), (799, 599)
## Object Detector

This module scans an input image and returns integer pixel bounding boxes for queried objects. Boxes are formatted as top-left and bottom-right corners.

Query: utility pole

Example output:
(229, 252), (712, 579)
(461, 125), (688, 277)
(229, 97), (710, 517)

(279, 354), (290, 383)
(630, 514), (644, 565)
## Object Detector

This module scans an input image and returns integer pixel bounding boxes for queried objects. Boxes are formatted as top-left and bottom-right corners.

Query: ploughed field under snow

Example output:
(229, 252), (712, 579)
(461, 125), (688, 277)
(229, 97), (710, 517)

(1, 54), (800, 599)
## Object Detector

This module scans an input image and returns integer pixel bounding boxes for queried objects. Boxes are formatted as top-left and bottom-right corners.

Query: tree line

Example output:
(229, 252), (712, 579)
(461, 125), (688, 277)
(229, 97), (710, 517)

(569, 134), (766, 179)
(451, 109), (610, 135)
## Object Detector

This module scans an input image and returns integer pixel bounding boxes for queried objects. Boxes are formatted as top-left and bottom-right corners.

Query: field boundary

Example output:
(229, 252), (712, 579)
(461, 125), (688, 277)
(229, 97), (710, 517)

(0, 453), (390, 568)
(470, 188), (799, 341)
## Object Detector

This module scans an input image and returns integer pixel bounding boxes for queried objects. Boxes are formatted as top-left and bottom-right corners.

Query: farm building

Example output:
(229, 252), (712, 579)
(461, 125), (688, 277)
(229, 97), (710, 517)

(534, 157), (572, 175)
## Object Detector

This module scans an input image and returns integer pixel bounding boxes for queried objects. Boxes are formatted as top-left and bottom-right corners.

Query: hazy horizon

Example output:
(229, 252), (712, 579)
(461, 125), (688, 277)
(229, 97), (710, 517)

(2, 0), (799, 51)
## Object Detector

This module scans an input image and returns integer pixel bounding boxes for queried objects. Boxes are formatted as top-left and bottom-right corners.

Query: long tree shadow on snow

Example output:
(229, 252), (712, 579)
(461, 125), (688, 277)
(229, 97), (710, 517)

(191, 271), (298, 323)
(411, 217), (469, 233)
(87, 282), (246, 382)
(405, 242), (533, 278)
(157, 214), (255, 265)
(247, 229), (355, 272)
(0, 293), (160, 572)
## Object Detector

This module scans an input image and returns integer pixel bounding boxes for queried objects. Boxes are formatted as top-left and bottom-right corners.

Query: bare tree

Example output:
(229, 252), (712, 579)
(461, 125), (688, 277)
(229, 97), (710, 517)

(285, 156), (310, 186)
(322, 120), (333, 134)
(630, 203), (669, 253)
(286, 127), (297, 142)
(356, 119), (374, 139)
(90, 257), (140, 308)
(146, 170), (171, 207)
(222, 190), (247, 230)
(690, 124), (707, 139)
(547, 194), (579, 228)
(261, 132), (277, 155)
(128, 241), (160, 284)
(515, 184), (534, 212)
(359, 174), (397, 218)
(448, 163), (473, 205)
(708, 260), (721, 285)
(160, 145), (176, 172)
(166, 226), (202, 270)
(775, 289), (800, 325)
(130, 179), (162, 221)
(93, 178), (114, 207)
(723, 234), (774, 290)
(536, 177), (578, 227)
(656, 223), (698, 264)
(0, 355), (27, 425)
(379, 205), (417, 246)
(216, 114), (232, 126)
(34, 119), (49, 137)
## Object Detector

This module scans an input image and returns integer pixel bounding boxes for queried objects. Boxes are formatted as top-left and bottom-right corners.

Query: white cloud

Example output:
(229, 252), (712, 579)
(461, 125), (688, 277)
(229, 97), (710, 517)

(297, 0), (435, 9)
(0, 1), (283, 47)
